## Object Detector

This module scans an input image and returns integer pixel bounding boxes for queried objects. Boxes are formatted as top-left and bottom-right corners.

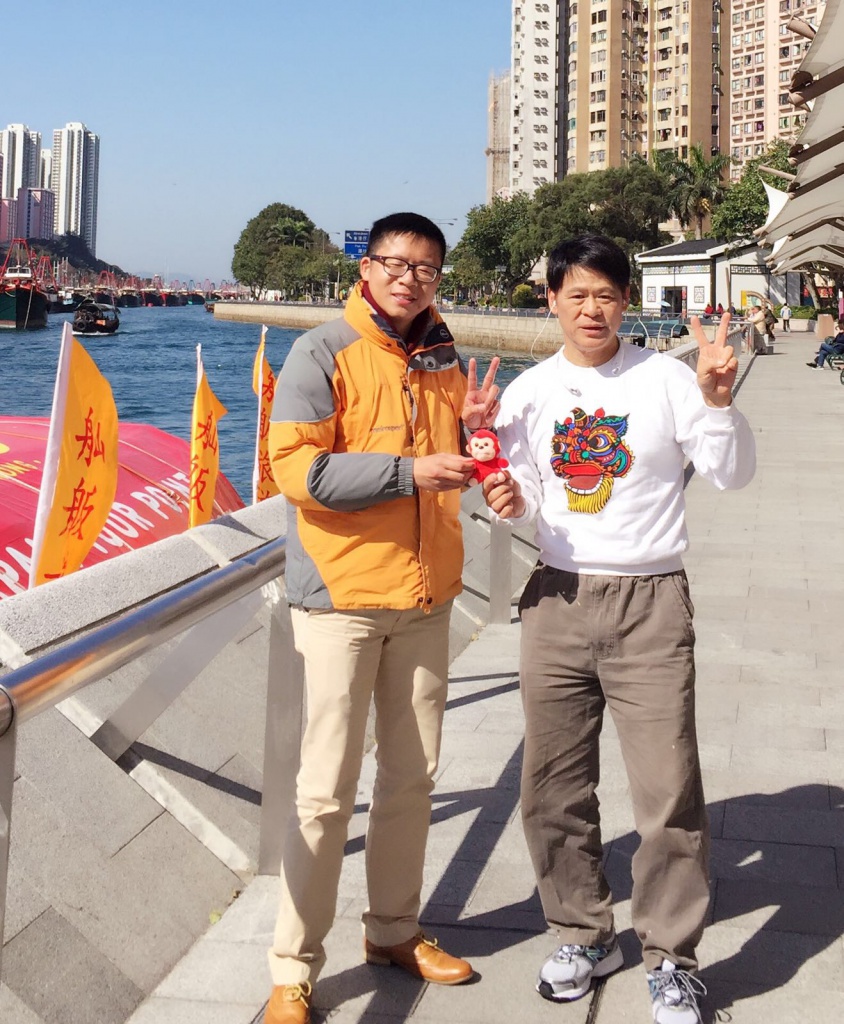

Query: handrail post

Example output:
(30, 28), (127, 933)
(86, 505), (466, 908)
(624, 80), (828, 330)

(488, 518), (513, 625)
(258, 585), (305, 876)
(0, 699), (16, 980)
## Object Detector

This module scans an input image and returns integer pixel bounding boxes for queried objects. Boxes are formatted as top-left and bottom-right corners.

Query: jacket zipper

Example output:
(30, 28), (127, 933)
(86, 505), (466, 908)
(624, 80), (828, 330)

(404, 371), (431, 611)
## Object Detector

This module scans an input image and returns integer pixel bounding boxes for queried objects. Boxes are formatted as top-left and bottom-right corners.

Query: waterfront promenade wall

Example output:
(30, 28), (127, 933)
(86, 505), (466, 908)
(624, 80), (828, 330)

(215, 301), (565, 355)
(214, 301), (790, 353)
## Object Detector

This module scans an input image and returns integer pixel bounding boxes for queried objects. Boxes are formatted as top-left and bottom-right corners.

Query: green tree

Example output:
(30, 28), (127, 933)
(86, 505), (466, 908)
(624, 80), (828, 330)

(456, 193), (543, 302)
(267, 246), (310, 297)
(270, 215), (314, 249)
(523, 163), (672, 302)
(231, 203), (314, 298)
(671, 144), (732, 239)
(449, 240), (494, 296)
(709, 139), (792, 241)
(1, 233), (125, 277)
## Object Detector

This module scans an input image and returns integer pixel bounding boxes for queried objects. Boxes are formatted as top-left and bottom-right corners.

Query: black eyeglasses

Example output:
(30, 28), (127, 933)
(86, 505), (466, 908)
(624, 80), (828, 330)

(369, 255), (442, 284)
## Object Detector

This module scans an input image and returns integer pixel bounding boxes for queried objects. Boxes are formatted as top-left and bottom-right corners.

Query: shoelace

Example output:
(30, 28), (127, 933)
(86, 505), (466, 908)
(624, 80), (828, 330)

(416, 933), (439, 950)
(555, 944), (600, 962)
(283, 981), (312, 1004)
(650, 969), (707, 1018)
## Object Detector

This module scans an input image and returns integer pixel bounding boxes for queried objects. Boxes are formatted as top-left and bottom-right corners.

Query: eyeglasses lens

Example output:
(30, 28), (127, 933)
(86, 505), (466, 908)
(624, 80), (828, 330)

(378, 257), (439, 283)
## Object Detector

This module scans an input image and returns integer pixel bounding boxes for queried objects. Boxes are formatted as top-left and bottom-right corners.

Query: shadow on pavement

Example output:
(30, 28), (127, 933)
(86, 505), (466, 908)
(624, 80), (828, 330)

(606, 784), (844, 1023)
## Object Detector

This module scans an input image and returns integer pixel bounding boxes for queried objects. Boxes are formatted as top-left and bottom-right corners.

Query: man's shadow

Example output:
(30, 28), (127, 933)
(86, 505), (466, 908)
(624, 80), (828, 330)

(296, 717), (842, 1023)
(604, 784), (844, 1022)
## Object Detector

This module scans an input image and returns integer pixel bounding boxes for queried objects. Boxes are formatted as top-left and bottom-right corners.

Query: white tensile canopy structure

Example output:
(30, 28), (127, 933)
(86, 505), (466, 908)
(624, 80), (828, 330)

(757, 0), (844, 275)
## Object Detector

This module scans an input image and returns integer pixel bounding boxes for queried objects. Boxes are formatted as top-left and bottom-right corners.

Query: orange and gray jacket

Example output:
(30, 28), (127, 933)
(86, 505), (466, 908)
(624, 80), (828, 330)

(269, 282), (468, 610)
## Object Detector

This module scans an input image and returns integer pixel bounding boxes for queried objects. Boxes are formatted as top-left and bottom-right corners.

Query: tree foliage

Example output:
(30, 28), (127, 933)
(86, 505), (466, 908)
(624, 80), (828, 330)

(527, 160), (670, 255)
(232, 203), (316, 297)
(709, 139), (792, 242)
(669, 144), (732, 239)
(454, 193), (543, 300)
(0, 233), (125, 276)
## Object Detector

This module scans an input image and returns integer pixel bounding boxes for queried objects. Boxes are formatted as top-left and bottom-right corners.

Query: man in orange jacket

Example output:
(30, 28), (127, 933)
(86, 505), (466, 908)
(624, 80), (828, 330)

(264, 212), (500, 1024)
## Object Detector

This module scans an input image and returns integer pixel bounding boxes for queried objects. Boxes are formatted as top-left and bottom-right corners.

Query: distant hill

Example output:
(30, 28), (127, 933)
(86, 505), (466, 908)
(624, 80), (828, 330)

(0, 234), (126, 277)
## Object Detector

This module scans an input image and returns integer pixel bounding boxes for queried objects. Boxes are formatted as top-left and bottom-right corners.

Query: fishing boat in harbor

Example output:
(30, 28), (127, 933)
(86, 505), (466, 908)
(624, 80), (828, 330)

(72, 297), (121, 335)
(0, 239), (49, 329)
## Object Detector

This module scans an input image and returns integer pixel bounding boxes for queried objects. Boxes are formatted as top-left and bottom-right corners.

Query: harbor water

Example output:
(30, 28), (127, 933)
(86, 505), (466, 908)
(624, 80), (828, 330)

(0, 306), (534, 501)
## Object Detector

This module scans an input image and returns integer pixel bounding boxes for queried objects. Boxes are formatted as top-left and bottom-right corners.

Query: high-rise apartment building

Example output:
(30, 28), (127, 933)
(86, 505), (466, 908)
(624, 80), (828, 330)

(510, 1), (727, 191)
(0, 124), (41, 200)
(510, 2), (559, 193)
(727, 0), (826, 179)
(506, 1), (828, 194)
(16, 187), (55, 241)
(39, 148), (52, 190)
(0, 199), (18, 245)
(486, 71), (513, 201)
(52, 122), (100, 255)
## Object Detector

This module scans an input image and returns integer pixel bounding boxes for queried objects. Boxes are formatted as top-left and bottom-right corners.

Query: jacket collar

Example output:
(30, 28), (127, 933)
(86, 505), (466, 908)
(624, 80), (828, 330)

(345, 281), (445, 356)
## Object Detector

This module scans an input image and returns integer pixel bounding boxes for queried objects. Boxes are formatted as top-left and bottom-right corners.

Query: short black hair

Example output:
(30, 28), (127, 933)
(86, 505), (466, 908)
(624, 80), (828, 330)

(366, 212), (446, 265)
(547, 235), (630, 294)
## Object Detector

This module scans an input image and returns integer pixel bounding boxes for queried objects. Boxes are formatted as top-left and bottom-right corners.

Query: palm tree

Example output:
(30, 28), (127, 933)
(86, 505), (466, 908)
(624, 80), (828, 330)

(672, 144), (731, 239)
(271, 217), (313, 249)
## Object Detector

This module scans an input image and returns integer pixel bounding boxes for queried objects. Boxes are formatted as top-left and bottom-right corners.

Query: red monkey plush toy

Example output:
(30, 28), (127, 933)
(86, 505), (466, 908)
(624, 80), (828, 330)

(467, 429), (509, 484)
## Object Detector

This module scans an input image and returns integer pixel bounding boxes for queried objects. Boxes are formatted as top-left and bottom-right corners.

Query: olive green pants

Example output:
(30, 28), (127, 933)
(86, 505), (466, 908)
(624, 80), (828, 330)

(519, 566), (709, 972)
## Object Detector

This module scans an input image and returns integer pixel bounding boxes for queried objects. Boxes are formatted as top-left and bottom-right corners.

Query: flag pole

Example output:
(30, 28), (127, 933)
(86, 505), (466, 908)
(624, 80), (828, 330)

(29, 323), (74, 586)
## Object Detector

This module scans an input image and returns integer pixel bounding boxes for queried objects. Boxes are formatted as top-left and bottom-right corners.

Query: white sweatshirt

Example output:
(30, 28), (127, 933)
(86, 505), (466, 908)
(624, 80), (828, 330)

(496, 343), (756, 576)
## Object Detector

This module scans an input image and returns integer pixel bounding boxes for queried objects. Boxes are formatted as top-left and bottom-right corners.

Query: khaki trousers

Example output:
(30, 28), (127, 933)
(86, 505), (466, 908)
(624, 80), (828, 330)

(268, 601), (451, 985)
(518, 566), (709, 972)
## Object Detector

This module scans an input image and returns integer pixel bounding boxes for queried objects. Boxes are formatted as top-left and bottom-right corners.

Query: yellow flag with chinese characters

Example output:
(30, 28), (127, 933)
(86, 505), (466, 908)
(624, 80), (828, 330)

(30, 322), (119, 586)
(252, 325), (280, 504)
(189, 345), (228, 528)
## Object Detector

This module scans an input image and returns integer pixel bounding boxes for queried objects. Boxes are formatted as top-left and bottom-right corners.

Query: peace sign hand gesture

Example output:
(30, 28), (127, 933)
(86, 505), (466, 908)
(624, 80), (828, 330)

(462, 356), (501, 430)
(690, 313), (738, 409)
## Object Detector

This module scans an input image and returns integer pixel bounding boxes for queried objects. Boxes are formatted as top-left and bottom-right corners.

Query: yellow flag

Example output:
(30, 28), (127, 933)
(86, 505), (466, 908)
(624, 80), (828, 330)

(30, 322), (119, 586)
(252, 325), (280, 504)
(189, 345), (228, 528)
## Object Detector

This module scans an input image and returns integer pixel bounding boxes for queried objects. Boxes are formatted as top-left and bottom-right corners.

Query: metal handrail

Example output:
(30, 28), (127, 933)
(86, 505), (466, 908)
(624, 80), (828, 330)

(0, 538), (286, 736)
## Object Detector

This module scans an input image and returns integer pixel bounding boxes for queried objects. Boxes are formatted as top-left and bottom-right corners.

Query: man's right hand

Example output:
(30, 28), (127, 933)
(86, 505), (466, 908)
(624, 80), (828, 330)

(413, 454), (476, 492)
(482, 471), (526, 519)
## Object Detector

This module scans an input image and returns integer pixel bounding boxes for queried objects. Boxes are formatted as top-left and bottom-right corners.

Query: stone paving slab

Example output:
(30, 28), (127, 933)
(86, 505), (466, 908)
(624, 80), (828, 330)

(127, 335), (844, 1024)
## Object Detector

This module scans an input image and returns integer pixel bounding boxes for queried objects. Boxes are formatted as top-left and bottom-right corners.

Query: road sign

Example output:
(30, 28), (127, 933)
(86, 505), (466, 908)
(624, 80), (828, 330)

(344, 230), (370, 260)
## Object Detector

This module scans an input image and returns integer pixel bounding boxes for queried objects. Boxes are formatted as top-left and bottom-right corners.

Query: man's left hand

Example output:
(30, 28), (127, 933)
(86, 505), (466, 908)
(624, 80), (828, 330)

(462, 357), (501, 429)
(690, 313), (738, 408)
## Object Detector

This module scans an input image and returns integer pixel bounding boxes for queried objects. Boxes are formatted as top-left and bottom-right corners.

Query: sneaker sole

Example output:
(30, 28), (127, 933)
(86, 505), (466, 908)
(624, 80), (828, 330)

(536, 945), (624, 1002)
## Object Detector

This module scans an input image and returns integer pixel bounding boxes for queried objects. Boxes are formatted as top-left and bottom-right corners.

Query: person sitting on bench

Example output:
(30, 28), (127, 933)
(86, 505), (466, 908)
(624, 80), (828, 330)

(807, 319), (844, 367)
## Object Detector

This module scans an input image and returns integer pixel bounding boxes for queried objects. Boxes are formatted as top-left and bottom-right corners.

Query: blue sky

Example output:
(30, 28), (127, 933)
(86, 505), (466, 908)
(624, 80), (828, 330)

(5, 1), (509, 284)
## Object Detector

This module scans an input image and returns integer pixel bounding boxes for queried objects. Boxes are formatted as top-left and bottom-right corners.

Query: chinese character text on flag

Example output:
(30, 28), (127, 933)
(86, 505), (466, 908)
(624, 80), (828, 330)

(252, 325), (280, 504)
(30, 322), (119, 586)
(189, 345), (228, 528)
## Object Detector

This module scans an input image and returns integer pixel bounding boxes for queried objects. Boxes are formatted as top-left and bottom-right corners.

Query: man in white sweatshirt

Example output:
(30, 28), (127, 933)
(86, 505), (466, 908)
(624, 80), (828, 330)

(483, 235), (755, 1024)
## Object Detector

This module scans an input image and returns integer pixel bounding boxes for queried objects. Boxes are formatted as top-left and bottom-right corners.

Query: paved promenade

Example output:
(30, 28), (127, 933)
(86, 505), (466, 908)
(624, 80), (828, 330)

(126, 329), (843, 1024)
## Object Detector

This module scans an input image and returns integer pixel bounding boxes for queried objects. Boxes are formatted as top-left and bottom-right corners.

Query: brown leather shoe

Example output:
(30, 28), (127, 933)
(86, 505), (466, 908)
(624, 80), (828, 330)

(264, 981), (312, 1024)
(365, 931), (473, 985)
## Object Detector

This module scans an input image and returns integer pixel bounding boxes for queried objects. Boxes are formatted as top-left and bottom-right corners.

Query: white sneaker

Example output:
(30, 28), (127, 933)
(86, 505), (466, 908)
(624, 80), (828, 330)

(536, 940), (623, 1001)
(647, 960), (706, 1024)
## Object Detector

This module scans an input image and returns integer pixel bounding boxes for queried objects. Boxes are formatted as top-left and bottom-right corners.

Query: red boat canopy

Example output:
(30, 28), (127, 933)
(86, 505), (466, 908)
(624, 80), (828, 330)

(0, 417), (245, 599)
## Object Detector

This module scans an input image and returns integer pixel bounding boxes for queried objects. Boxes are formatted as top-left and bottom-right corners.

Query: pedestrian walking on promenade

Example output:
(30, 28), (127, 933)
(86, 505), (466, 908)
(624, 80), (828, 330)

(482, 235), (756, 1024)
(763, 306), (777, 341)
(780, 303), (792, 331)
(263, 211), (500, 1024)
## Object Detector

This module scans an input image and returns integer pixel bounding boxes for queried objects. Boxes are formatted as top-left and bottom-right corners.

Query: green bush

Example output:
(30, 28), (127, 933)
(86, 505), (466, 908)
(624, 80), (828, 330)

(512, 284), (540, 308)
(790, 305), (817, 319)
